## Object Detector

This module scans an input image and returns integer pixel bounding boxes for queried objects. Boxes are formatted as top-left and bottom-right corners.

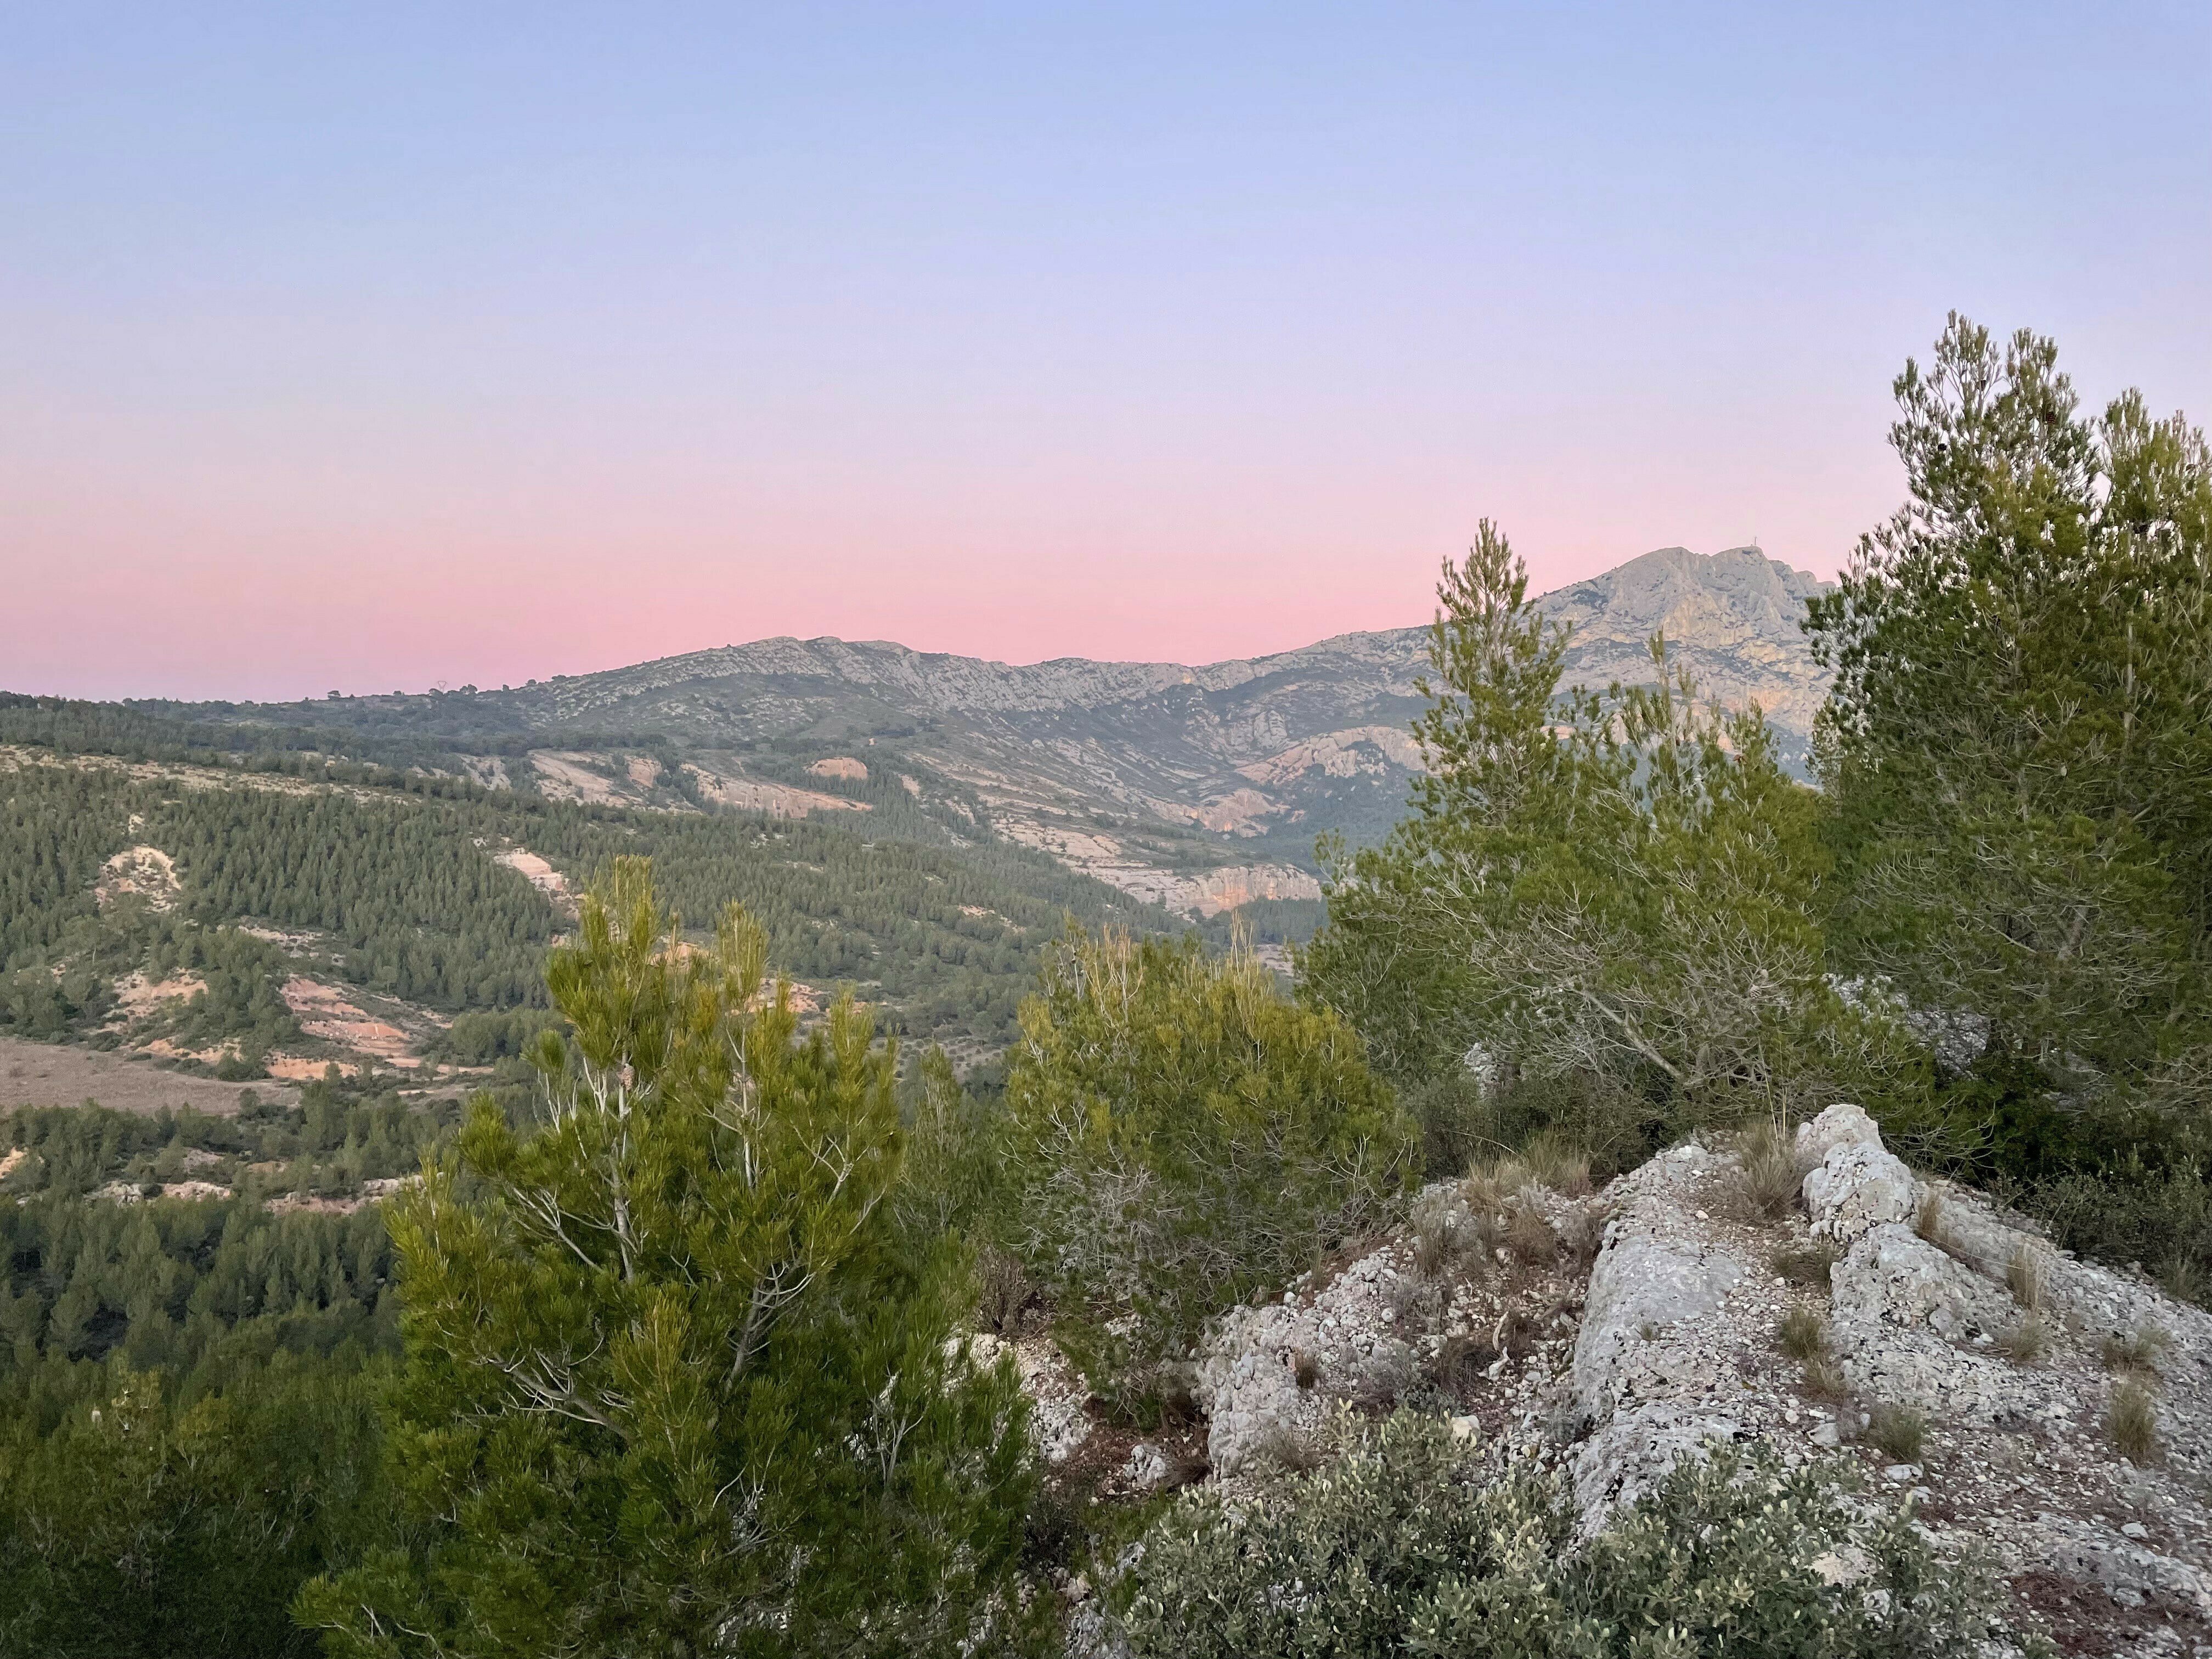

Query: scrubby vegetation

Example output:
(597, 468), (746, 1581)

(1121, 1412), (2010, 1658)
(1001, 928), (1414, 1414)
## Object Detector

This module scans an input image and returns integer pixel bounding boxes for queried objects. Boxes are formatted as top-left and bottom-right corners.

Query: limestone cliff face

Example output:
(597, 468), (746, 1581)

(1539, 546), (1831, 744)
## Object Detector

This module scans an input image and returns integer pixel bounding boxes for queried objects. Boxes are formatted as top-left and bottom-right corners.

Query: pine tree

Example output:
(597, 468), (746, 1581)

(297, 859), (1037, 1658)
(1807, 315), (2212, 1116)
(1304, 522), (1860, 1150)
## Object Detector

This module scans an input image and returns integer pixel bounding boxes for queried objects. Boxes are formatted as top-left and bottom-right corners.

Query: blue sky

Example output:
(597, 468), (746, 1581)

(4, 3), (2207, 698)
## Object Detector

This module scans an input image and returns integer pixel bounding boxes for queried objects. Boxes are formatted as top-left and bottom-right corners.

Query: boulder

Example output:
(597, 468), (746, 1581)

(1799, 1107), (1916, 1244)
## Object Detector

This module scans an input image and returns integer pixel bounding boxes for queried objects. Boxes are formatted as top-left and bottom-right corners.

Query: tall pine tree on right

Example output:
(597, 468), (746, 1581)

(1807, 315), (2212, 1297)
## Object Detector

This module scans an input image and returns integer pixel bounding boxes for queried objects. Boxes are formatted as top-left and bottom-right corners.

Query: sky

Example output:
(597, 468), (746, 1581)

(4, 3), (2208, 703)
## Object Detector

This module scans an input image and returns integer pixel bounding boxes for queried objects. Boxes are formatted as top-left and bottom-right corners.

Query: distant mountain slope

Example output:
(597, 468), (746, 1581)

(102, 545), (1830, 913)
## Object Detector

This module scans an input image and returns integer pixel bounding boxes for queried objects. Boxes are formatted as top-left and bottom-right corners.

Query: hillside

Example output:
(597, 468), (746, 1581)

(113, 545), (1829, 913)
(0, 746), (1187, 1090)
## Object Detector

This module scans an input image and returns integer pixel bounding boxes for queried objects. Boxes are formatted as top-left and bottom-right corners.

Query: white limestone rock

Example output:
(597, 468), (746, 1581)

(1827, 1223), (2046, 1424)
(1799, 1104), (1917, 1244)
(1565, 1144), (1754, 1526)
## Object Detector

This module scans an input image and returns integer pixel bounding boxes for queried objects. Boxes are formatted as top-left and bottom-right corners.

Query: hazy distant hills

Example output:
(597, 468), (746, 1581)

(134, 546), (1831, 915)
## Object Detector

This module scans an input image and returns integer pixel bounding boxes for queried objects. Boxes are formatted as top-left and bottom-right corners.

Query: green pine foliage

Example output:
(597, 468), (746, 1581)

(0, 1359), (386, 1659)
(1807, 314), (2212, 1108)
(1002, 927), (1413, 1412)
(297, 861), (1040, 1657)
(1302, 523), (1878, 1164)
(1806, 316), (2212, 1288)
(0, 751), (1182, 1061)
(0, 1090), (427, 1659)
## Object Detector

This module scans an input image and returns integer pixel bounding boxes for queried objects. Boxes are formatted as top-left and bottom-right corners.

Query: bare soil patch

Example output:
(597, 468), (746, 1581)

(0, 1036), (297, 1117)
(280, 978), (424, 1065)
(95, 845), (180, 909)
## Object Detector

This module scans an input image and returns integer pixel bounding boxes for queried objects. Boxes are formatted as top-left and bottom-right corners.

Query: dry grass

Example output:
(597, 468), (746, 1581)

(1350, 1347), (1419, 1413)
(1557, 1204), (1605, 1271)
(1778, 1306), (1849, 1398)
(1386, 1272), (1444, 1331)
(1996, 1314), (2046, 1365)
(1521, 1132), (1593, 1198)
(974, 1247), (1037, 1336)
(1464, 1137), (1592, 1210)
(2101, 1324), (2169, 1376)
(1412, 1212), (1464, 1280)
(1728, 1119), (1805, 1223)
(2006, 1243), (2049, 1312)
(2158, 1254), (2207, 1307)
(1504, 1205), (1559, 1266)
(1254, 1426), (1327, 1474)
(2108, 1377), (2160, 1464)
(1867, 1403), (1927, 1464)
(1429, 1332), (1490, 1398)
(1770, 1242), (1842, 1286)
(1914, 1189), (1949, 1248)
(1778, 1307), (1829, 1362)
(1291, 1348), (1320, 1390)
(1802, 1353), (1849, 1398)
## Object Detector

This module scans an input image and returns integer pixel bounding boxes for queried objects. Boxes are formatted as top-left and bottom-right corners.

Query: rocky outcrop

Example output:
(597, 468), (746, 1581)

(1027, 1107), (2212, 1651)
(1797, 1102), (1917, 1243)
(1564, 1142), (1757, 1523)
(1197, 1176), (1597, 1477)
(1558, 1107), (2212, 1635)
(1186, 1107), (2211, 1649)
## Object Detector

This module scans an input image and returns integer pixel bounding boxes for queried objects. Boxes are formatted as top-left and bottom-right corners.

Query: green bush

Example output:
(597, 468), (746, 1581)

(1303, 524), (1889, 1138)
(1119, 1412), (2016, 1658)
(0, 1358), (385, 1659)
(2026, 1156), (2212, 1306)
(1004, 928), (1413, 1414)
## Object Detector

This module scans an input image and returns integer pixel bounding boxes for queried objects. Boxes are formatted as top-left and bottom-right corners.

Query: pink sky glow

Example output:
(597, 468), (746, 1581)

(4, 5), (2206, 703)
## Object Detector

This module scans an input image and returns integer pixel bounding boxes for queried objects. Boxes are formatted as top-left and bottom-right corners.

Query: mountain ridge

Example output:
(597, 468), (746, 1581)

(109, 545), (1832, 915)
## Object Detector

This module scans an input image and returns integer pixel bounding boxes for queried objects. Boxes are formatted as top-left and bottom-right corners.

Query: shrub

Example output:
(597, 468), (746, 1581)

(2030, 1157), (2212, 1308)
(1002, 928), (1414, 1412)
(1118, 1412), (2011, 1658)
